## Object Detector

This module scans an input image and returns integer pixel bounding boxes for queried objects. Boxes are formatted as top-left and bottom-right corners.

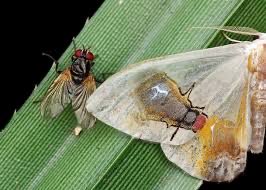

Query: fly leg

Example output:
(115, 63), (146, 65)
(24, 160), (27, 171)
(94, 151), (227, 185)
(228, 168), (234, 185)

(95, 72), (114, 84)
(33, 53), (62, 104)
(42, 53), (62, 74)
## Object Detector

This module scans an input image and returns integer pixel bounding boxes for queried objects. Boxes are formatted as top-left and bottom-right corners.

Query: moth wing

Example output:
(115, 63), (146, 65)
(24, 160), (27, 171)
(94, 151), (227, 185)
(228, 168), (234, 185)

(41, 69), (73, 118)
(72, 74), (96, 129)
(86, 42), (251, 145)
(161, 83), (249, 182)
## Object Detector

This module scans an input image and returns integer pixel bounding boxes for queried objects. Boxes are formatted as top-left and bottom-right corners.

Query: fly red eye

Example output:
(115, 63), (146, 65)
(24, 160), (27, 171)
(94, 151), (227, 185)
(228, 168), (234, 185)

(74, 49), (83, 57)
(86, 52), (94, 61)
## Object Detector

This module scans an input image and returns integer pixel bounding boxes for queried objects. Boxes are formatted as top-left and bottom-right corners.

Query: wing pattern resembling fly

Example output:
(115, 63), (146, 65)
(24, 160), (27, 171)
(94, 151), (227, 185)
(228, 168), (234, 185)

(86, 29), (266, 182)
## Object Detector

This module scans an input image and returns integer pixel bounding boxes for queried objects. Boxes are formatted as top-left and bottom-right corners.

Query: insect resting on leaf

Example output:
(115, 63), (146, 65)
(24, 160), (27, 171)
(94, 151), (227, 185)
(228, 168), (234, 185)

(38, 40), (98, 136)
(86, 26), (266, 182)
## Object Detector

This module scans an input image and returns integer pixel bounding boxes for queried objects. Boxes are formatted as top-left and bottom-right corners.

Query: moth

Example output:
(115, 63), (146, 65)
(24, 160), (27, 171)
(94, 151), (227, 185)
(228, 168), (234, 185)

(86, 27), (266, 182)
(40, 42), (97, 136)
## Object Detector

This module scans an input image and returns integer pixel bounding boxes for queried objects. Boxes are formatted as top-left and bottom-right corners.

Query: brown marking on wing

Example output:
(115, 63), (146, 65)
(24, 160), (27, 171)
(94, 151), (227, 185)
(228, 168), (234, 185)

(247, 54), (256, 73)
(194, 83), (248, 181)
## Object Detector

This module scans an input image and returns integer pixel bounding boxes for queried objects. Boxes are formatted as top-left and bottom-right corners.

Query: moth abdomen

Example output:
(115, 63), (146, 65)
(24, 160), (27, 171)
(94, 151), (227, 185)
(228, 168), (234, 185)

(249, 44), (266, 153)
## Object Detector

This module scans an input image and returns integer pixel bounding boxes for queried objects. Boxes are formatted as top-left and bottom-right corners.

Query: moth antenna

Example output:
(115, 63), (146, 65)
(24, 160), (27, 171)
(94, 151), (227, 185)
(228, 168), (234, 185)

(82, 44), (86, 51)
(192, 26), (261, 36)
(222, 32), (242, 43)
(72, 37), (77, 51)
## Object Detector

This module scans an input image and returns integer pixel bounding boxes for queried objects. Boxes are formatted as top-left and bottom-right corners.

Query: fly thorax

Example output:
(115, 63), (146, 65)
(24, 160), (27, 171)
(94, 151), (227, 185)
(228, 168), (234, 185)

(71, 58), (88, 84)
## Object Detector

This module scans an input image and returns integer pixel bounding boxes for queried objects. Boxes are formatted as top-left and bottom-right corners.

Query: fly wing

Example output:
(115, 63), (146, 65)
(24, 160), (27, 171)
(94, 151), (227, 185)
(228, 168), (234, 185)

(72, 74), (96, 129)
(86, 42), (251, 145)
(161, 83), (249, 182)
(41, 69), (73, 118)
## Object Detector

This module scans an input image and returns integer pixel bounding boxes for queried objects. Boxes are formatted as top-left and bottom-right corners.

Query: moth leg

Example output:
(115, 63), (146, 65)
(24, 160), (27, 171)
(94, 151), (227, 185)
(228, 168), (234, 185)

(42, 53), (62, 74)
(170, 124), (180, 141)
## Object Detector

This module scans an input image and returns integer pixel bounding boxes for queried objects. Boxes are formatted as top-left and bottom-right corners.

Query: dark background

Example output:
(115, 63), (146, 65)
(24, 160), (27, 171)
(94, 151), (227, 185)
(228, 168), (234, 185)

(0, 1), (103, 129)
(0, 1), (264, 189)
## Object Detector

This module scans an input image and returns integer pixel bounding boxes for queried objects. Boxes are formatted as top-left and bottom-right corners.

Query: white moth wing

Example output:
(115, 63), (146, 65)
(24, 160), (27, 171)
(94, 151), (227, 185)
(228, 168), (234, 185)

(86, 42), (251, 145)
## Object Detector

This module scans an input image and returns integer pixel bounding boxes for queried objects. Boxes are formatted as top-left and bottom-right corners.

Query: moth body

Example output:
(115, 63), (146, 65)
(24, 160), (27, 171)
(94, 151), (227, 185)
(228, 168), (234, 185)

(249, 43), (266, 153)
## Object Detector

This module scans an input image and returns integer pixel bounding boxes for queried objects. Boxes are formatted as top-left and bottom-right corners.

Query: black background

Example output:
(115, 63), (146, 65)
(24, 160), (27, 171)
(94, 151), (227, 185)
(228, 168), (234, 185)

(0, 1), (264, 189)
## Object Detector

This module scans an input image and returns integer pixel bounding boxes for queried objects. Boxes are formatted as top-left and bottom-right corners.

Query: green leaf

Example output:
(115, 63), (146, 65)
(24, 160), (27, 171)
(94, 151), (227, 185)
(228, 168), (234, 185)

(0, 0), (265, 189)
